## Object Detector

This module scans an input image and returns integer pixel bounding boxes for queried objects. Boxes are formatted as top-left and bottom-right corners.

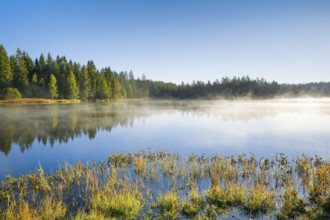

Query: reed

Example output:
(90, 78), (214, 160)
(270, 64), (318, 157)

(0, 150), (328, 219)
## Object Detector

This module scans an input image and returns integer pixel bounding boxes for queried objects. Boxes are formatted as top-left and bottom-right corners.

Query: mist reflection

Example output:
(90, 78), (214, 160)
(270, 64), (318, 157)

(0, 99), (330, 156)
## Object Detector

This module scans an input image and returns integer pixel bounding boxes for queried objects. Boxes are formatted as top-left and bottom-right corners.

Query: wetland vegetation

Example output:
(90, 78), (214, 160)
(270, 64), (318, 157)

(0, 151), (329, 219)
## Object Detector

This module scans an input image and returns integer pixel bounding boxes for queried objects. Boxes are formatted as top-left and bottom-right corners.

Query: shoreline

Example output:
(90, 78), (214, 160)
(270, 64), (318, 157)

(0, 98), (145, 105)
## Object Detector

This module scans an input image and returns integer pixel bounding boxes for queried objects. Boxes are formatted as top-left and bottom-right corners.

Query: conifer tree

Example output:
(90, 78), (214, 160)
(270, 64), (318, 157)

(87, 61), (96, 99)
(111, 76), (121, 100)
(142, 74), (149, 98)
(79, 66), (91, 100)
(12, 49), (29, 92)
(96, 74), (110, 99)
(49, 74), (58, 99)
(129, 71), (136, 98)
(66, 71), (79, 99)
(0, 45), (13, 88)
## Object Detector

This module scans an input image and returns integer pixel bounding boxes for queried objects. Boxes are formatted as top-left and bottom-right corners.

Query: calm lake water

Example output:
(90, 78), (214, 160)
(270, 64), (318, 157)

(0, 99), (329, 179)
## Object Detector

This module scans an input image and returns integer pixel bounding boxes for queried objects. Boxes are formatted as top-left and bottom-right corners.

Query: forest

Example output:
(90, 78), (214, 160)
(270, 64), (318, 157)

(1, 44), (330, 100)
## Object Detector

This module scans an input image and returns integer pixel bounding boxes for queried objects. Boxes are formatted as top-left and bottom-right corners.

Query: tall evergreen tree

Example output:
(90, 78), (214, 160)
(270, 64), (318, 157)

(0, 45), (13, 88)
(22, 52), (35, 82)
(49, 74), (58, 99)
(12, 49), (29, 92)
(142, 74), (149, 98)
(79, 66), (91, 100)
(95, 74), (110, 99)
(66, 71), (79, 99)
(87, 60), (97, 99)
(111, 76), (121, 100)
(37, 54), (46, 82)
(129, 71), (136, 98)
(31, 73), (38, 84)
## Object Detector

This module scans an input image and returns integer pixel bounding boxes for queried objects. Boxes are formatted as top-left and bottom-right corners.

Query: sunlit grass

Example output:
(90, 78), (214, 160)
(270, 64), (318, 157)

(154, 191), (179, 219)
(243, 184), (276, 216)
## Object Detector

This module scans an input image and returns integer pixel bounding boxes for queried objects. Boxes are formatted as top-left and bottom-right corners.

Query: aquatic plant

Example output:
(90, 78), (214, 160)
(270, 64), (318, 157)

(0, 151), (329, 219)
(243, 184), (276, 216)
(277, 186), (306, 220)
(154, 191), (179, 219)
(181, 189), (205, 218)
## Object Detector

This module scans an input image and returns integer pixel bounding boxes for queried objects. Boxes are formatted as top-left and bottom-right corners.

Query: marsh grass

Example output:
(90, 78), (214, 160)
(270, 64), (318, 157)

(243, 184), (276, 216)
(277, 186), (306, 220)
(0, 151), (329, 219)
(181, 189), (205, 218)
(154, 191), (179, 219)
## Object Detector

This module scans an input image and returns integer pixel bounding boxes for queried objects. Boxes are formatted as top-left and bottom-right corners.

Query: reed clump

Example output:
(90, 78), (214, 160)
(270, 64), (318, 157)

(181, 189), (205, 218)
(277, 186), (306, 220)
(243, 184), (276, 216)
(154, 191), (179, 219)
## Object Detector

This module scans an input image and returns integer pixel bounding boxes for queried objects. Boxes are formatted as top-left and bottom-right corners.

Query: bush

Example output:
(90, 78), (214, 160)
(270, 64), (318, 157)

(0, 87), (22, 99)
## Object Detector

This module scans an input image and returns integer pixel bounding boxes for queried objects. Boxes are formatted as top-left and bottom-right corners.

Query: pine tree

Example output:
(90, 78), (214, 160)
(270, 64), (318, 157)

(66, 71), (79, 99)
(32, 73), (38, 84)
(129, 71), (136, 98)
(127, 84), (133, 98)
(12, 49), (29, 92)
(111, 76), (121, 100)
(22, 52), (35, 82)
(96, 74), (110, 99)
(37, 54), (46, 82)
(87, 60), (96, 99)
(49, 74), (58, 99)
(79, 66), (91, 100)
(0, 45), (13, 88)
(142, 74), (149, 98)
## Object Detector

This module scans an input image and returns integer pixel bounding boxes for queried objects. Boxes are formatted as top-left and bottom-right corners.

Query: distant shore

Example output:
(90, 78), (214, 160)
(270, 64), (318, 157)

(0, 98), (145, 105)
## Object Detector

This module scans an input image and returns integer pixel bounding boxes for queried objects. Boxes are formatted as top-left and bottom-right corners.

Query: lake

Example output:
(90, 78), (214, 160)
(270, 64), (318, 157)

(0, 99), (329, 179)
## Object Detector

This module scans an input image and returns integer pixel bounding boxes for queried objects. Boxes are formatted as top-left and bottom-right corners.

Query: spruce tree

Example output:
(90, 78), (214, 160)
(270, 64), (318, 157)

(79, 66), (91, 100)
(129, 71), (136, 98)
(66, 71), (79, 99)
(49, 74), (58, 99)
(96, 74), (110, 99)
(12, 50), (29, 92)
(111, 76), (121, 100)
(0, 45), (13, 88)
(142, 74), (149, 98)
(87, 61), (96, 99)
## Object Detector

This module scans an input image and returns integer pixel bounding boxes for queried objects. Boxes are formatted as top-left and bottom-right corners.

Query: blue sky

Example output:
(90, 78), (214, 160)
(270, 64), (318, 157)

(1, 0), (329, 83)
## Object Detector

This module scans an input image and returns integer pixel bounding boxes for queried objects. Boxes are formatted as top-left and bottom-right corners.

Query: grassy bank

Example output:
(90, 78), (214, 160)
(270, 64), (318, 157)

(0, 98), (81, 104)
(0, 151), (329, 219)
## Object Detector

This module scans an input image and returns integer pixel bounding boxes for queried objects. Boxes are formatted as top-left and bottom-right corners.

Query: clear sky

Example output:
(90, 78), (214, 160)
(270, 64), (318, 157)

(1, 0), (329, 84)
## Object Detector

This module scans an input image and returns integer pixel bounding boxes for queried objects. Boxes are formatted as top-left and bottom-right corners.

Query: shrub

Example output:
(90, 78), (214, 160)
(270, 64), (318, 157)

(0, 87), (22, 99)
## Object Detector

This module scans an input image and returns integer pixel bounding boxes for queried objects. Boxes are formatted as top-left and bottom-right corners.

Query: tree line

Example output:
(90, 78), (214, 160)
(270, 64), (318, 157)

(1, 44), (330, 100)
(0, 45), (147, 100)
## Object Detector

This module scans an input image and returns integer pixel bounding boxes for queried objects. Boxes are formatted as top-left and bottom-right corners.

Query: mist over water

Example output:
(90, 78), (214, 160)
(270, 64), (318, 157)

(0, 98), (329, 179)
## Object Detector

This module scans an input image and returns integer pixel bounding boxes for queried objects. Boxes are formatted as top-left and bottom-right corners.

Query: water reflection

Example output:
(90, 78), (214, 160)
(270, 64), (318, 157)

(0, 103), (143, 155)
(1, 99), (330, 156)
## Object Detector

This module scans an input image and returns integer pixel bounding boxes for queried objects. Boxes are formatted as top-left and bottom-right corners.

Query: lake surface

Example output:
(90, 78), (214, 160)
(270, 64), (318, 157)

(0, 99), (329, 179)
